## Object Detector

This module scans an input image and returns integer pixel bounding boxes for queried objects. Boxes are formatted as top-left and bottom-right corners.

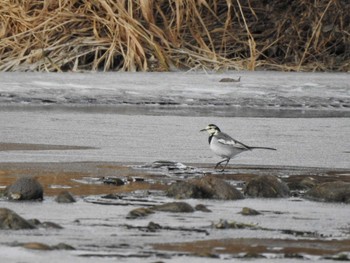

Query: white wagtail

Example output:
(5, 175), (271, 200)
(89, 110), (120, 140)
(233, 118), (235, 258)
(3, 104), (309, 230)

(201, 124), (276, 171)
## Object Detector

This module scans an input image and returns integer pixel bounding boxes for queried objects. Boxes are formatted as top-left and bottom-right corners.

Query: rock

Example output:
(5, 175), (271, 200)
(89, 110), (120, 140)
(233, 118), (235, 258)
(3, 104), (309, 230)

(101, 193), (122, 199)
(27, 218), (41, 226)
(212, 219), (259, 230)
(300, 177), (317, 189)
(166, 176), (244, 200)
(240, 207), (261, 216)
(244, 175), (290, 198)
(127, 202), (195, 219)
(23, 242), (52, 250)
(219, 77), (241, 82)
(127, 208), (155, 219)
(5, 177), (43, 201)
(40, 221), (63, 229)
(102, 177), (125, 186)
(0, 208), (35, 230)
(198, 177), (244, 200)
(147, 221), (162, 232)
(304, 181), (350, 203)
(150, 160), (186, 169)
(287, 177), (317, 191)
(52, 243), (75, 250)
(55, 191), (76, 203)
(151, 202), (194, 213)
(166, 181), (210, 199)
(195, 204), (212, 212)
(27, 219), (63, 229)
(23, 242), (75, 250)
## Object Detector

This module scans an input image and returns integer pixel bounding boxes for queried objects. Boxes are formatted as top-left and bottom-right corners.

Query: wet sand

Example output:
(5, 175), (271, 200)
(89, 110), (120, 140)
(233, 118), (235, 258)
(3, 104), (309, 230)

(153, 238), (350, 258)
(1, 142), (349, 196)
(0, 142), (94, 152)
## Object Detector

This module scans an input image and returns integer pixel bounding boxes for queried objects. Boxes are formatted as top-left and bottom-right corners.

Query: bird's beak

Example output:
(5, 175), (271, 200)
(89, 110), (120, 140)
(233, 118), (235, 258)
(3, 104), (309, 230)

(200, 128), (207, 132)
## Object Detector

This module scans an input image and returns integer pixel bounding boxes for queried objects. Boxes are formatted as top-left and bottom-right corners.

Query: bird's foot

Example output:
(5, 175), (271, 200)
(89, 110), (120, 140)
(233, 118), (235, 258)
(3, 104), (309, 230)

(214, 160), (229, 172)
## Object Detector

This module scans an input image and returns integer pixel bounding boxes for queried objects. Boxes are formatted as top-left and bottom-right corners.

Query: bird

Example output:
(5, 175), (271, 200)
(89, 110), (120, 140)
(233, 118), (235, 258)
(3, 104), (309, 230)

(200, 124), (276, 171)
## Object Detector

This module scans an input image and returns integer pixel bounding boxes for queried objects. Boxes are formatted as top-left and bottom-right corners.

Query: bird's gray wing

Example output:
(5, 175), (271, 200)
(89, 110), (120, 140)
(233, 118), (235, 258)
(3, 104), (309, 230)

(216, 132), (251, 150)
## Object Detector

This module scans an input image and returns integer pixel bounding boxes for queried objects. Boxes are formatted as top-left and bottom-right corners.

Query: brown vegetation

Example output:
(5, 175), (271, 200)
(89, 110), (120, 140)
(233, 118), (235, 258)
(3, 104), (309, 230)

(0, 0), (349, 72)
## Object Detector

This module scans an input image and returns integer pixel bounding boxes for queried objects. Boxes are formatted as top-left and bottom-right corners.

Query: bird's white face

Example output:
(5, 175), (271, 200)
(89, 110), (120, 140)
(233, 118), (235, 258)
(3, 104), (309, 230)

(201, 124), (220, 135)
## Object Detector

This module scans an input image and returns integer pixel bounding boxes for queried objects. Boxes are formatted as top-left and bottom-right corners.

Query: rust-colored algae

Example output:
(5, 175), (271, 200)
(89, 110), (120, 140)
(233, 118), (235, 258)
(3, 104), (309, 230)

(0, 162), (166, 196)
(153, 238), (350, 257)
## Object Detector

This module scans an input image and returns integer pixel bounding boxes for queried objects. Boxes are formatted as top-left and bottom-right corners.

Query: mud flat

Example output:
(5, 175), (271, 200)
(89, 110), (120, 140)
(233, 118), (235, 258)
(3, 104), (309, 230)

(0, 161), (349, 263)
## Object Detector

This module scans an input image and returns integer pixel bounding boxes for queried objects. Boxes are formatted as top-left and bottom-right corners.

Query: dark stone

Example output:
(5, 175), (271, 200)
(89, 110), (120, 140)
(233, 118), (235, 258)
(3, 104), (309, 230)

(127, 208), (155, 219)
(27, 218), (41, 226)
(151, 202), (194, 213)
(147, 221), (162, 232)
(244, 175), (290, 198)
(55, 191), (76, 203)
(287, 177), (317, 190)
(40, 221), (63, 229)
(198, 177), (244, 200)
(212, 219), (259, 229)
(27, 218), (62, 229)
(52, 243), (75, 250)
(166, 181), (210, 199)
(5, 177), (43, 201)
(127, 202), (195, 219)
(102, 177), (125, 186)
(166, 176), (244, 200)
(304, 181), (350, 203)
(241, 207), (261, 216)
(219, 77), (241, 82)
(195, 204), (212, 212)
(300, 177), (317, 189)
(101, 193), (122, 199)
(0, 208), (35, 230)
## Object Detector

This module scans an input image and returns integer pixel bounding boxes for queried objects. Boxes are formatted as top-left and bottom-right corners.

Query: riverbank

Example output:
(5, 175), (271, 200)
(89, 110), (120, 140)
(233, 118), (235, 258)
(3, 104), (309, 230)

(1, 1), (349, 72)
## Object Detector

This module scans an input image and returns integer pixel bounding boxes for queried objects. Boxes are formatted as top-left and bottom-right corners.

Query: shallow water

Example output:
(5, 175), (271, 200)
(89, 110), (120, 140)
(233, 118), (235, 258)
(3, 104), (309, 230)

(0, 108), (349, 168)
(0, 191), (349, 262)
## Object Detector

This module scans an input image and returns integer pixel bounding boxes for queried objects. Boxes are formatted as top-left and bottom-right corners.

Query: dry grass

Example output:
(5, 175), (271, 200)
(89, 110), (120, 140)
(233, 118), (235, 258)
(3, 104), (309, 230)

(0, 0), (349, 72)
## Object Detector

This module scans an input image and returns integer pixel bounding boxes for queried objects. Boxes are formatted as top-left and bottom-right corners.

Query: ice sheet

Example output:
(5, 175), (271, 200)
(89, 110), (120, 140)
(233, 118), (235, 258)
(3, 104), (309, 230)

(0, 71), (349, 117)
(0, 111), (349, 168)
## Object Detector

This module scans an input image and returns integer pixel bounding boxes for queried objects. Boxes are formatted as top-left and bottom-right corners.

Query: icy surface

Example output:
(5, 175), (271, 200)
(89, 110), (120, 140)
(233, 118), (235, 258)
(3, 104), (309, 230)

(1, 71), (348, 168)
(0, 110), (349, 168)
(0, 196), (349, 263)
(0, 71), (349, 117)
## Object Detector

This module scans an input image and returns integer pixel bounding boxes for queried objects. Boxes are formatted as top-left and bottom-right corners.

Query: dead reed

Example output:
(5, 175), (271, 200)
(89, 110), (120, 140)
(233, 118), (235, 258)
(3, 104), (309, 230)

(0, 0), (349, 72)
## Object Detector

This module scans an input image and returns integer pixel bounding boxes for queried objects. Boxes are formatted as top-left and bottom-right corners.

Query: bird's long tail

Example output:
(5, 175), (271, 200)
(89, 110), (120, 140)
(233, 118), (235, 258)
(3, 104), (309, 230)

(249, 146), (277, 151)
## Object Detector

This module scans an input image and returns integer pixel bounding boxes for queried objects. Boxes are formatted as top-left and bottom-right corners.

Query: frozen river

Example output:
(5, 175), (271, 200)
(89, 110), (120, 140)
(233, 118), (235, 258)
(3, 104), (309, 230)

(0, 72), (350, 263)
(0, 71), (349, 117)
(0, 109), (349, 169)
(0, 71), (349, 168)
(0, 72), (350, 168)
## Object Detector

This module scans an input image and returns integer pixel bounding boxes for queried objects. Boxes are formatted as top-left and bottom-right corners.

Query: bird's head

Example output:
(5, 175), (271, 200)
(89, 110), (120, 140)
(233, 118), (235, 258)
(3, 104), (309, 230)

(200, 124), (221, 135)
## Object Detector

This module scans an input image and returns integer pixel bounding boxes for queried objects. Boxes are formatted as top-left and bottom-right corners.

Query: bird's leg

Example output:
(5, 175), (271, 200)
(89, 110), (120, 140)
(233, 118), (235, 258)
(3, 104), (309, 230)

(221, 158), (231, 172)
(214, 159), (226, 170)
(215, 158), (230, 172)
